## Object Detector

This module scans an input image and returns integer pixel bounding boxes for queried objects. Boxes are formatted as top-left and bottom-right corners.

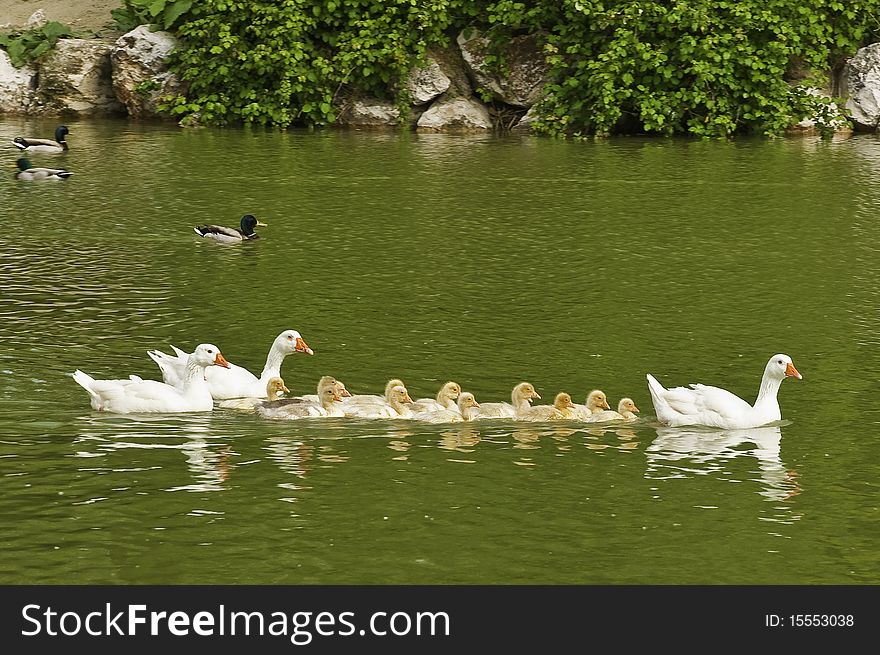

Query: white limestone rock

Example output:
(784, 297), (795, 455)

(338, 99), (400, 126)
(0, 50), (36, 113)
(844, 43), (880, 131)
(405, 58), (450, 105)
(456, 29), (549, 108)
(111, 26), (181, 117)
(35, 39), (123, 115)
(417, 96), (492, 131)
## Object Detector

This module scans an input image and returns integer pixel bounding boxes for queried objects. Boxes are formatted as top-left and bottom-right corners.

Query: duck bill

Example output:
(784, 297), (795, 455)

(403, 393), (414, 403)
(256, 221), (268, 227)
(281, 385), (290, 394)
(214, 353), (231, 368)
(532, 392), (541, 400)
(601, 400), (610, 409)
(473, 401), (481, 408)
(632, 405), (640, 413)
(339, 388), (352, 397)
(295, 337), (314, 355)
(785, 362), (802, 379)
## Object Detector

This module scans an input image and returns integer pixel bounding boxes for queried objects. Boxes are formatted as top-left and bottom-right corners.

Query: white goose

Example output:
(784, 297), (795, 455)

(470, 382), (541, 419)
(72, 344), (230, 413)
(412, 381), (462, 413)
(257, 384), (344, 419)
(219, 377), (289, 410)
(148, 329), (313, 399)
(646, 353), (802, 429)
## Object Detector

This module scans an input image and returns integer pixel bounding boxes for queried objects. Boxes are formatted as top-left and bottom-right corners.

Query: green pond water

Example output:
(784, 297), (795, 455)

(1, 117), (878, 584)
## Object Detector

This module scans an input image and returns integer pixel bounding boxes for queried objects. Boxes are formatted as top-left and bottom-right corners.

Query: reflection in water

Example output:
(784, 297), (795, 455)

(645, 425), (801, 504)
(72, 414), (236, 493)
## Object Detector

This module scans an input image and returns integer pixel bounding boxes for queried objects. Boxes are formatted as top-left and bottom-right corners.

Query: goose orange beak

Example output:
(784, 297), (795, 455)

(281, 384), (290, 394)
(632, 404), (640, 413)
(601, 399), (610, 409)
(532, 392), (541, 400)
(785, 362), (802, 379)
(340, 388), (352, 397)
(214, 353), (230, 368)
(403, 392), (414, 403)
(295, 337), (314, 355)
(473, 401), (481, 408)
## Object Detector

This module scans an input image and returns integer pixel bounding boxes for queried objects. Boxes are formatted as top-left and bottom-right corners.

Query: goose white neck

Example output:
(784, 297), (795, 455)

(753, 372), (783, 416)
(182, 360), (211, 395)
(259, 343), (288, 381)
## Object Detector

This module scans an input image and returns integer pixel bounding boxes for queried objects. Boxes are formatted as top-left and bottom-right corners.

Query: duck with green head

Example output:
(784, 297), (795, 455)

(193, 214), (268, 243)
(14, 158), (73, 181)
(13, 126), (70, 154)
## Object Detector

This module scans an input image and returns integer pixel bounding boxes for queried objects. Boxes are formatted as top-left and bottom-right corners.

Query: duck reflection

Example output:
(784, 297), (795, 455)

(645, 425), (800, 502)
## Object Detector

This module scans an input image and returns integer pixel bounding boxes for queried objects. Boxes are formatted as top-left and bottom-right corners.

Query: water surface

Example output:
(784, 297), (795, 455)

(1, 119), (878, 583)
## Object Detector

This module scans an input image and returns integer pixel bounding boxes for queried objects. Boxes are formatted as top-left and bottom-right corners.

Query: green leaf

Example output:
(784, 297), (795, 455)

(163, 0), (193, 29)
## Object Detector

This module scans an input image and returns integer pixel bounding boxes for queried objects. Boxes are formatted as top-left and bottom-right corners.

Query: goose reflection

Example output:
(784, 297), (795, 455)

(645, 425), (800, 502)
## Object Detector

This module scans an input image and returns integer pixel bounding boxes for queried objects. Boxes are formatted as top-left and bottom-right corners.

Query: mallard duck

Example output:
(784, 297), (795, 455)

(194, 214), (267, 243)
(646, 354), (802, 429)
(219, 377), (290, 410)
(572, 389), (610, 421)
(14, 157), (73, 180)
(412, 381), (461, 413)
(148, 329), (313, 399)
(72, 344), (230, 413)
(520, 392), (577, 422)
(12, 125), (69, 153)
(257, 384), (345, 419)
(470, 382), (541, 419)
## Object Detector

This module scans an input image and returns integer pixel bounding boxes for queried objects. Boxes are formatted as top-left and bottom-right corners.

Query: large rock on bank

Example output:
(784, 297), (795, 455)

(0, 50), (36, 113)
(111, 26), (182, 118)
(35, 39), (123, 115)
(456, 30), (549, 108)
(845, 43), (880, 131)
(417, 96), (492, 131)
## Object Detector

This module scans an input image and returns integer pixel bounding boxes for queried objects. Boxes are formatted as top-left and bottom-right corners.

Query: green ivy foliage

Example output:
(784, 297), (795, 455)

(151, 0), (879, 136)
(162, 0), (481, 126)
(517, 0), (880, 137)
(0, 21), (72, 67)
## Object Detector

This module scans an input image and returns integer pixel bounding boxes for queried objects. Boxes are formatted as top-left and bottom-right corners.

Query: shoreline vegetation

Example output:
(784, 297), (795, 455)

(1, 1), (879, 137)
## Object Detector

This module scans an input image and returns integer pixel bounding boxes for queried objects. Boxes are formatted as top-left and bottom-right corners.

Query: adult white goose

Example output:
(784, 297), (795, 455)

(257, 384), (345, 419)
(412, 381), (462, 413)
(72, 344), (230, 413)
(148, 329), (313, 399)
(218, 377), (289, 410)
(470, 382), (540, 419)
(646, 354), (802, 429)
(520, 392), (577, 422)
